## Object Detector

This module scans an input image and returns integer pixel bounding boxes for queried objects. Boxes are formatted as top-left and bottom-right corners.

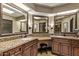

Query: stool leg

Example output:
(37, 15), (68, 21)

(46, 49), (48, 54)
(46, 51), (47, 54)
(40, 49), (42, 54)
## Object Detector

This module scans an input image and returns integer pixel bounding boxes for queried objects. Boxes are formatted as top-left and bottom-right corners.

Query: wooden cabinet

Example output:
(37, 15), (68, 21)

(2, 39), (38, 56)
(51, 37), (79, 56)
(3, 46), (22, 56)
(51, 38), (72, 56)
(72, 45), (79, 56)
(23, 39), (38, 56)
(72, 40), (79, 56)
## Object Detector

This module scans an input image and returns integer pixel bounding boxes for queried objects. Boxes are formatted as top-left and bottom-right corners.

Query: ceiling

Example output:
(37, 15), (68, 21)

(36, 3), (66, 7)
(2, 3), (78, 17)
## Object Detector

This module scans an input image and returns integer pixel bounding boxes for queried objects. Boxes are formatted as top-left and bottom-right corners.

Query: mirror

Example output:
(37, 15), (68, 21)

(33, 15), (48, 33)
(54, 14), (76, 35)
(1, 3), (28, 34)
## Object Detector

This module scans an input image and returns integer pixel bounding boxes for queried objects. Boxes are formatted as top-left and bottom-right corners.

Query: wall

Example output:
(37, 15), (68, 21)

(28, 13), (32, 34)
(77, 13), (79, 29)
(48, 16), (54, 34)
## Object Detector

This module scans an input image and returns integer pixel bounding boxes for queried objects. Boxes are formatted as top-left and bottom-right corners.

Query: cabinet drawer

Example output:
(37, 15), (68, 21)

(72, 40), (79, 44)
(14, 46), (22, 53)
(53, 39), (61, 42)
(24, 40), (37, 47)
(24, 42), (31, 47)
(8, 46), (22, 56)
(53, 39), (70, 43)
(3, 51), (10, 56)
(60, 39), (70, 43)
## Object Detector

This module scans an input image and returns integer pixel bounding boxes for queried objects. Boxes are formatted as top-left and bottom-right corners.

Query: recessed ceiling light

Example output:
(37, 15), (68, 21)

(13, 3), (30, 11)
(3, 8), (14, 14)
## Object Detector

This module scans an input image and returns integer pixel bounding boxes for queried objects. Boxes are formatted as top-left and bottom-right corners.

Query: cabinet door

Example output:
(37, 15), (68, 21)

(30, 44), (37, 56)
(52, 42), (61, 54)
(23, 47), (31, 56)
(33, 44), (38, 56)
(72, 45), (79, 56)
(61, 43), (71, 56)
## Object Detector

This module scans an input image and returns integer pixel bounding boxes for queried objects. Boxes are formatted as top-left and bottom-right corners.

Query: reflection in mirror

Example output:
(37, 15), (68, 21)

(54, 14), (76, 35)
(33, 15), (48, 33)
(2, 3), (28, 34)
(63, 22), (68, 32)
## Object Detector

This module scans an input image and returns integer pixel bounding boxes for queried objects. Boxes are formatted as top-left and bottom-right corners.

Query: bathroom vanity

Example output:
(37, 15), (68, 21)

(51, 36), (79, 56)
(0, 37), (38, 56)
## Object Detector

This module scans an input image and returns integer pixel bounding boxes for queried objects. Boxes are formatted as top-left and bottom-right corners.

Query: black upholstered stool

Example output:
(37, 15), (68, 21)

(39, 43), (48, 54)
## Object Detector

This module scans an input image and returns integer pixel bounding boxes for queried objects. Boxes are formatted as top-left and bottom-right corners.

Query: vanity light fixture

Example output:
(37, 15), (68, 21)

(3, 8), (14, 14)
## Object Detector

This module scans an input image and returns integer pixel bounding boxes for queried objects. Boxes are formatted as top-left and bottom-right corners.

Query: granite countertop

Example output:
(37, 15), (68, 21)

(51, 35), (79, 40)
(0, 37), (37, 53)
(37, 37), (51, 40)
(1, 36), (78, 54)
(27, 36), (51, 40)
(0, 36), (52, 53)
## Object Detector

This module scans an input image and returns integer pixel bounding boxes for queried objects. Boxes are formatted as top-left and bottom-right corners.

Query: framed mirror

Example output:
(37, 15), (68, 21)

(54, 13), (77, 35)
(32, 15), (49, 33)
(1, 3), (28, 34)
